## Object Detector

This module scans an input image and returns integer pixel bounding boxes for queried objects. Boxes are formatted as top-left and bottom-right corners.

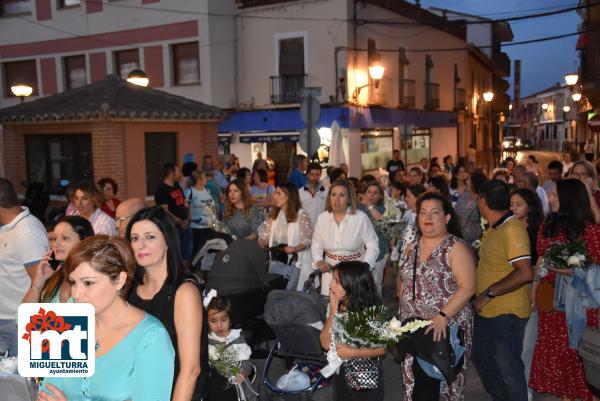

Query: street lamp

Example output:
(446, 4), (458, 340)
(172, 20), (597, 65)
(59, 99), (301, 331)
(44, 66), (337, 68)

(541, 103), (549, 111)
(483, 91), (494, 102)
(563, 105), (571, 113)
(564, 72), (579, 86)
(126, 69), (149, 87)
(10, 83), (33, 103)
(352, 53), (385, 101)
(572, 92), (582, 102)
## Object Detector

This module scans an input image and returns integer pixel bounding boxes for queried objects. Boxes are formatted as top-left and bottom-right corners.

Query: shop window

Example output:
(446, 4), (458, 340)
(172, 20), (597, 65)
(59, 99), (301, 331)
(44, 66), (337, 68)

(172, 42), (200, 85)
(25, 134), (93, 192)
(400, 128), (430, 165)
(115, 49), (139, 80)
(3, 59), (38, 97)
(64, 55), (86, 90)
(145, 133), (176, 196)
(361, 130), (393, 172)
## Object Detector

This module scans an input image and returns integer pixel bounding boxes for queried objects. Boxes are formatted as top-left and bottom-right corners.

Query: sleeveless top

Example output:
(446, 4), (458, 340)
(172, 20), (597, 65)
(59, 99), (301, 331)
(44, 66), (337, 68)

(128, 272), (208, 401)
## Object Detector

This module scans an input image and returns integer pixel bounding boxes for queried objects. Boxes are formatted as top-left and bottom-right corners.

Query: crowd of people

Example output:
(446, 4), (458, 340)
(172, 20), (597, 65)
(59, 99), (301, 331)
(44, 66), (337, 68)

(1, 149), (600, 401)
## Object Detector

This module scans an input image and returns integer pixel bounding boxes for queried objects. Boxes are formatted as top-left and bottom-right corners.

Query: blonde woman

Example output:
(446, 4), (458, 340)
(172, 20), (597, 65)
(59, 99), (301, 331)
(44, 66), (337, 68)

(311, 180), (379, 295)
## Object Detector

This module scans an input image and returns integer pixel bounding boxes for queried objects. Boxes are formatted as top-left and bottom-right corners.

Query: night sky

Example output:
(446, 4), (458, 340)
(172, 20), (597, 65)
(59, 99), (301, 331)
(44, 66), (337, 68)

(422, 0), (579, 98)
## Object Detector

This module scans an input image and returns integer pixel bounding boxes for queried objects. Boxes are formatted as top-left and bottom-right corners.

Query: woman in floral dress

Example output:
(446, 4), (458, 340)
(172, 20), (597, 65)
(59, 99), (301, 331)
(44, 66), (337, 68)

(530, 179), (600, 401)
(397, 193), (476, 401)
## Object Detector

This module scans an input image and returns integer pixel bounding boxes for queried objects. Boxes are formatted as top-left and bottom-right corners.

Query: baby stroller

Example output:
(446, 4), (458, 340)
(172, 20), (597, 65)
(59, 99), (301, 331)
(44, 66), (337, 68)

(261, 272), (329, 399)
(205, 239), (285, 346)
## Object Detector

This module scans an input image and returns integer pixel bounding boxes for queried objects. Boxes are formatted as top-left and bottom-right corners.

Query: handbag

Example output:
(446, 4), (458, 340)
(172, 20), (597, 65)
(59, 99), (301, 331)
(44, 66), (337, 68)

(343, 357), (380, 391)
(535, 281), (555, 313)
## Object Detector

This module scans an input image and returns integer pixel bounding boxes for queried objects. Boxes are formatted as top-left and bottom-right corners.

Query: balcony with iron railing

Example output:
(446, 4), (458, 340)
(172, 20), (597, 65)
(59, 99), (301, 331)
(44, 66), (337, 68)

(425, 82), (440, 110)
(399, 79), (416, 108)
(455, 88), (466, 111)
(269, 74), (307, 104)
(492, 52), (511, 77)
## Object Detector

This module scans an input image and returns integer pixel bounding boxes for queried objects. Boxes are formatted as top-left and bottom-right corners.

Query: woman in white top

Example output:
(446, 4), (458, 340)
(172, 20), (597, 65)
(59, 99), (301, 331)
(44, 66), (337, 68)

(68, 182), (117, 236)
(258, 183), (313, 291)
(311, 180), (379, 295)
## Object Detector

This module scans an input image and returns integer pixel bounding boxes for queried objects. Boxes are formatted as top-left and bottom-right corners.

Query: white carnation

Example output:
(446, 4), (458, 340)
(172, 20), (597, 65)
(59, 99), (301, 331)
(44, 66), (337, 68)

(567, 255), (581, 266)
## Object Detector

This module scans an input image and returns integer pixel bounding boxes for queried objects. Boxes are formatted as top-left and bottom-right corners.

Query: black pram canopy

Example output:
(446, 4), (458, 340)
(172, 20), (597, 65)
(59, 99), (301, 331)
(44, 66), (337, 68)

(206, 239), (271, 295)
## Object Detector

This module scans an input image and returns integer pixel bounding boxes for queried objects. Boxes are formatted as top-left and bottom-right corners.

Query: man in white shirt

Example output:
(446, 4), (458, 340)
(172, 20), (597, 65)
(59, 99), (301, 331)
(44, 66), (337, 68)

(299, 163), (328, 228)
(0, 178), (47, 356)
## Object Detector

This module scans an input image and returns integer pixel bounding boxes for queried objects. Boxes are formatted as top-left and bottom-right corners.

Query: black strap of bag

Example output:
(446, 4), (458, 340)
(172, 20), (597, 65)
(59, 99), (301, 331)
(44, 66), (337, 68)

(413, 240), (420, 301)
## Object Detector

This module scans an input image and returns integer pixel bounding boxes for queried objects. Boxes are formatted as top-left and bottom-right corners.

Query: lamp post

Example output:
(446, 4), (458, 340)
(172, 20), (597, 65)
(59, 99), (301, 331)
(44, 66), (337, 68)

(564, 72), (579, 86)
(352, 54), (385, 102)
(126, 69), (149, 87)
(10, 83), (33, 103)
(483, 90), (496, 168)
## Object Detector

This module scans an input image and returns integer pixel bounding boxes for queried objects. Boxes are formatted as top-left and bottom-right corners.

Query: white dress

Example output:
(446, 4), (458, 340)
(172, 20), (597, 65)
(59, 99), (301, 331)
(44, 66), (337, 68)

(311, 209), (379, 295)
(258, 209), (313, 290)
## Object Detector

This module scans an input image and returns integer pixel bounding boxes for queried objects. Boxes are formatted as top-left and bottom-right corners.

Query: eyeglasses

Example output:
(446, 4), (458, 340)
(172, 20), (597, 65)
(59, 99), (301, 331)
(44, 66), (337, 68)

(102, 187), (113, 192)
(115, 213), (135, 227)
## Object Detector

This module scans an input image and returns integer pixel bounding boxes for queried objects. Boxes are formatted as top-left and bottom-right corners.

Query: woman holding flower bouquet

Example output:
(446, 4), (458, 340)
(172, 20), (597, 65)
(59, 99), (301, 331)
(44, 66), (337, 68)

(319, 261), (386, 401)
(529, 179), (600, 401)
(396, 192), (476, 401)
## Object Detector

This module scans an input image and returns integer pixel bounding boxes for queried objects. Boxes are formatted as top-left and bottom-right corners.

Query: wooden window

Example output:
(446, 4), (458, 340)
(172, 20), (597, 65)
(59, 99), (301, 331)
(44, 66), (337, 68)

(172, 42), (200, 85)
(25, 134), (93, 191)
(3, 59), (37, 97)
(115, 49), (139, 80)
(145, 133), (176, 196)
(64, 55), (86, 90)
(278, 37), (304, 76)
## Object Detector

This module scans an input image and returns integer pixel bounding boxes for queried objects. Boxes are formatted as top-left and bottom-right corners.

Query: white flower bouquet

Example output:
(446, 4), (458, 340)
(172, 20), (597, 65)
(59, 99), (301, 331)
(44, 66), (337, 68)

(335, 305), (431, 349)
(376, 196), (409, 242)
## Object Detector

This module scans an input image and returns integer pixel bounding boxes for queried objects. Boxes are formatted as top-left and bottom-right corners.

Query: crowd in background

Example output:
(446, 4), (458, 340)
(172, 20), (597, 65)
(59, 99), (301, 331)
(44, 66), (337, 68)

(2, 148), (600, 401)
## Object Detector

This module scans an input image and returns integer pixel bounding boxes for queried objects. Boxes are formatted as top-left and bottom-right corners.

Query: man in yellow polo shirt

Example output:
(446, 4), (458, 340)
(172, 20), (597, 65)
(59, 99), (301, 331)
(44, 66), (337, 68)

(471, 180), (534, 401)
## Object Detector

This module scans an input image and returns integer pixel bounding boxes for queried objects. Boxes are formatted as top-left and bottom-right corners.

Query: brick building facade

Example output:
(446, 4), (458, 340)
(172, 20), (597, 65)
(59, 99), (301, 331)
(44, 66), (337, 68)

(0, 75), (224, 198)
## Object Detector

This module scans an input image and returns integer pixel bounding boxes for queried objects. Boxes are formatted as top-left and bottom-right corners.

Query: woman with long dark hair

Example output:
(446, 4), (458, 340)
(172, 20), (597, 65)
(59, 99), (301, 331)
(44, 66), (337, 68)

(258, 183), (313, 290)
(397, 192), (475, 401)
(23, 216), (94, 304)
(223, 178), (261, 240)
(529, 179), (600, 401)
(127, 207), (207, 401)
(509, 188), (543, 265)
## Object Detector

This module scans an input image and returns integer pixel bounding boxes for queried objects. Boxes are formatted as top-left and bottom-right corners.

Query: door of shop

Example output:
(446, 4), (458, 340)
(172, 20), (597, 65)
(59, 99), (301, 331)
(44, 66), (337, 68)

(267, 142), (296, 186)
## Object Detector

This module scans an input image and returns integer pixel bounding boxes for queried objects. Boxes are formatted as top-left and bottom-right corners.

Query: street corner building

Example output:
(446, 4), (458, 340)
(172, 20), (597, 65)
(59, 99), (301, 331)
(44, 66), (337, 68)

(0, 74), (226, 199)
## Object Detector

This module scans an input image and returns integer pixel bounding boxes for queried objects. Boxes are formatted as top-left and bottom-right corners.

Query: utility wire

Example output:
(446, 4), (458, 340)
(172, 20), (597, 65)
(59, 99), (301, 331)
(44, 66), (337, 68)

(337, 25), (595, 53)
(61, 0), (598, 25)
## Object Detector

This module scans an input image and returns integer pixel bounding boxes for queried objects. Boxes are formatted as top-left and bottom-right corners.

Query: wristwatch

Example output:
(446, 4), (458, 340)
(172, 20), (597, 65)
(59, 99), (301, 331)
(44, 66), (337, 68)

(485, 288), (496, 299)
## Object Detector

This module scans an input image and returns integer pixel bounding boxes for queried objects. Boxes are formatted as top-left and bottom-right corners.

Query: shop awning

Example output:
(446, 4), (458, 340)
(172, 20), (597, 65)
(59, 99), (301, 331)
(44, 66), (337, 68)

(238, 132), (299, 143)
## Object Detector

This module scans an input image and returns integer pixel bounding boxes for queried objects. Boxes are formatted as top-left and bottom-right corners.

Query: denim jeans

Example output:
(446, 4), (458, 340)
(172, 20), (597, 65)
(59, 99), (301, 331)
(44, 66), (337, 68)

(471, 314), (529, 401)
(178, 226), (193, 262)
(521, 310), (538, 389)
(0, 318), (18, 357)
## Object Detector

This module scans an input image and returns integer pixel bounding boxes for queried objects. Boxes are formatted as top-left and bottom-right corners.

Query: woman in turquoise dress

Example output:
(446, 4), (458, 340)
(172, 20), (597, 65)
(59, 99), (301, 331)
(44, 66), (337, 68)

(37, 235), (175, 401)
(23, 216), (94, 304)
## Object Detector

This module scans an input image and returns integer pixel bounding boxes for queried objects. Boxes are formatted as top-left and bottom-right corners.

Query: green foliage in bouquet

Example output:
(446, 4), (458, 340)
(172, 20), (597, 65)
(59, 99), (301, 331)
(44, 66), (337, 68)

(209, 342), (241, 378)
(546, 239), (589, 269)
(336, 305), (431, 349)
